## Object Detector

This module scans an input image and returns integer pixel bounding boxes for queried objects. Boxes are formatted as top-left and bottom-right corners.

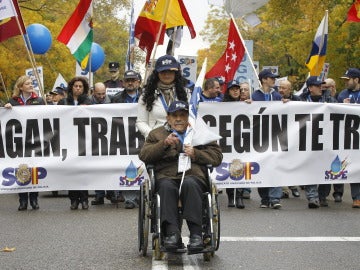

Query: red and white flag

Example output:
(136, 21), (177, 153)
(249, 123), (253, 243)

(205, 17), (245, 90)
(0, 0), (26, 43)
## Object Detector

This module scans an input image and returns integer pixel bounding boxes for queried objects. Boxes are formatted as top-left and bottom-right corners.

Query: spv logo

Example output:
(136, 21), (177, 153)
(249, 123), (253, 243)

(2, 164), (47, 186)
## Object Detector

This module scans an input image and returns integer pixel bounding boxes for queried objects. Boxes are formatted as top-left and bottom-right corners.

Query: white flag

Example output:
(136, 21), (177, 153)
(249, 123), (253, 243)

(0, 0), (16, 21)
(52, 73), (68, 91)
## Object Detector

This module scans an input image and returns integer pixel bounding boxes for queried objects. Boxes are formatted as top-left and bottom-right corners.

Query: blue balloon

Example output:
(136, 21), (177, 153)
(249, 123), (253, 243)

(26, 23), (52, 54)
(84, 43), (105, 72)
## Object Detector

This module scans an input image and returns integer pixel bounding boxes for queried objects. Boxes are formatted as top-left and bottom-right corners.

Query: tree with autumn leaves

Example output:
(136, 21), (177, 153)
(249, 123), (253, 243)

(0, 0), (133, 101)
(199, 0), (360, 91)
(1, 0), (359, 101)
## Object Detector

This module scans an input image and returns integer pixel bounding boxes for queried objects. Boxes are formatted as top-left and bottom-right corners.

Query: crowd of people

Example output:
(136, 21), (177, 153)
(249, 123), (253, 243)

(2, 56), (360, 220)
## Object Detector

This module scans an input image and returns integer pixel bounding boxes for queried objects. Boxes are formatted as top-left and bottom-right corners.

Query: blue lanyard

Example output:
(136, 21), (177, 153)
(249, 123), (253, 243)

(172, 127), (191, 146)
(264, 93), (271, 101)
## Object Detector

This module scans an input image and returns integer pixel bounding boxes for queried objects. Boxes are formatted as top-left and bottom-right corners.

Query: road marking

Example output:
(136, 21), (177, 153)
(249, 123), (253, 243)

(220, 236), (360, 241)
(152, 236), (360, 269)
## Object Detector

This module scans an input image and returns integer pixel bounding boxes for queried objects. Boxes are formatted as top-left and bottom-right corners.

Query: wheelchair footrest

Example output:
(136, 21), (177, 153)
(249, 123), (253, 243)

(160, 246), (187, 254)
(187, 246), (215, 255)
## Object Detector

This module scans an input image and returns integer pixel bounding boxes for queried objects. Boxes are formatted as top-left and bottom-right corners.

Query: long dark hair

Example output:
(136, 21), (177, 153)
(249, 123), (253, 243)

(63, 76), (90, 104)
(222, 89), (240, 102)
(141, 70), (188, 112)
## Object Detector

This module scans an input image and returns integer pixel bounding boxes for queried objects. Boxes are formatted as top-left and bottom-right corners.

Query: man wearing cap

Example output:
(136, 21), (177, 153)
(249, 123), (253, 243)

(104, 62), (123, 90)
(337, 68), (360, 208)
(111, 70), (142, 209)
(338, 68), (360, 104)
(200, 78), (223, 102)
(112, 70), (141, 104)
(139, 100), (222, 252)
(252, 69), (283, 209)
(50, 86), (66, 105)
(299, 76), (337, 208)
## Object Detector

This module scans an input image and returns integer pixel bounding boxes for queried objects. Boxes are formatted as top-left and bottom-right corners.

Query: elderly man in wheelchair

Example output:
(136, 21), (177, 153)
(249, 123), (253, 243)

(138, 100), (223, 253)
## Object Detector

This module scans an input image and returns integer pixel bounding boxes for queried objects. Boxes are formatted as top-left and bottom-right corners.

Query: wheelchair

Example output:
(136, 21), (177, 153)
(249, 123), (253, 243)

(138, 164), (220, 261)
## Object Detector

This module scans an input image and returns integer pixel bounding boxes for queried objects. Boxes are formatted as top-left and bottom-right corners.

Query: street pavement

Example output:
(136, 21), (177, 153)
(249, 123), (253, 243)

(0, 186), (359, 270)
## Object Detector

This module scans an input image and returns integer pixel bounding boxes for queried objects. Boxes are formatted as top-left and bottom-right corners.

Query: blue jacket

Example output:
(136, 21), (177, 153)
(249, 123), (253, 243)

(251, 89), (282, 101)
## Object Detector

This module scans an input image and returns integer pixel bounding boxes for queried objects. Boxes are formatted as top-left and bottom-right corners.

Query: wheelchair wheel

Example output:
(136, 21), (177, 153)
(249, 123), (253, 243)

(212, 184), (221, 252)
(138, 180), (150, 256)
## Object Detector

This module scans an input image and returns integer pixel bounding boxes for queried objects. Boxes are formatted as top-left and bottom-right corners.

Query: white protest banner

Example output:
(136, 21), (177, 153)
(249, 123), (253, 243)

(197, 102), (360, 188)
(0, 104), (145, 193)
(1, 102), (359, 193)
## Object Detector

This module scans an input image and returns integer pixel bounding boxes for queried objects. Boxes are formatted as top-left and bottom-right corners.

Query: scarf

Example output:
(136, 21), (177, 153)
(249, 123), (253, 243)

(157, 82), (175, 105)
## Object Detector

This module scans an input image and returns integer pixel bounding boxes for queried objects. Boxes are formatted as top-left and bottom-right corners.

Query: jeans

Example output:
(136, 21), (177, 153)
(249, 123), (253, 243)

(258, 187), (282, 203)
(305, 185), (319, 200)
(19, 192), (38, 203)
(123, 190), (139, 203)
(350, 183), (360, 200)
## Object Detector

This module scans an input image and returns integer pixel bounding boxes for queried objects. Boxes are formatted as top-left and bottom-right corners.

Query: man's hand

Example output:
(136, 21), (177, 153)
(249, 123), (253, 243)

(164, 133), (179, 146)
(183, 144), (195, 159)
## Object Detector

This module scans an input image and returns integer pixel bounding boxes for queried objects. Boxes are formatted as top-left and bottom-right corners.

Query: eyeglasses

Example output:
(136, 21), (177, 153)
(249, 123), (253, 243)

(240, 88), (249, 91)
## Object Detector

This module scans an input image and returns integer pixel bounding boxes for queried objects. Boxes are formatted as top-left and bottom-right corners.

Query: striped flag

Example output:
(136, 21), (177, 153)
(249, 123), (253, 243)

(57, 0), (93, 69)
(305, 11), (328, 76)
(184, 58), (221, 147)
(134, 0), (196, 63)
(0, 0), (26, 42)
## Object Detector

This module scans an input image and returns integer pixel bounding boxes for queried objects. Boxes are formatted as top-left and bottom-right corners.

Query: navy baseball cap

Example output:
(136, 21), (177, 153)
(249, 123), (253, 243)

(50, 86), (66, 95)
(167, 101), (189, 113)
(155, 55), (179, 72)
(259, 69), (279, 80)
(227, 80), (240, 89)
(306, 76), (325, 87)
(341, 68), (360, 79)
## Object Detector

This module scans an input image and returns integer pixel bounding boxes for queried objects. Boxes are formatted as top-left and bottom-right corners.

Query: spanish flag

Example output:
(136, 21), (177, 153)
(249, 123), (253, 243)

(347, 0), (360, 22)
(305, 11), (328, 76)
(134, 0), (196, 63)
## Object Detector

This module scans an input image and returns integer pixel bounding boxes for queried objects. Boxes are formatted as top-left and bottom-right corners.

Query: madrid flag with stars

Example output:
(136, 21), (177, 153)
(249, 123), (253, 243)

(205, 17), (245, 89)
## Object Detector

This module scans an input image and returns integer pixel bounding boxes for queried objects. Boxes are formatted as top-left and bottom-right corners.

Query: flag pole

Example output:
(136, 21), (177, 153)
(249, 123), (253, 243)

(143, 0), (171, 86)
(151, 0), (171, 61)
(0, 72), (10, 100)
(11, 0), (46, 103)
(229, 13), (261, 88)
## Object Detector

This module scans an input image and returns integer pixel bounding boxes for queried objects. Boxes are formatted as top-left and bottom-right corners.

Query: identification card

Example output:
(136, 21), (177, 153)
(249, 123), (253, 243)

(178, 153), (191, 172)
